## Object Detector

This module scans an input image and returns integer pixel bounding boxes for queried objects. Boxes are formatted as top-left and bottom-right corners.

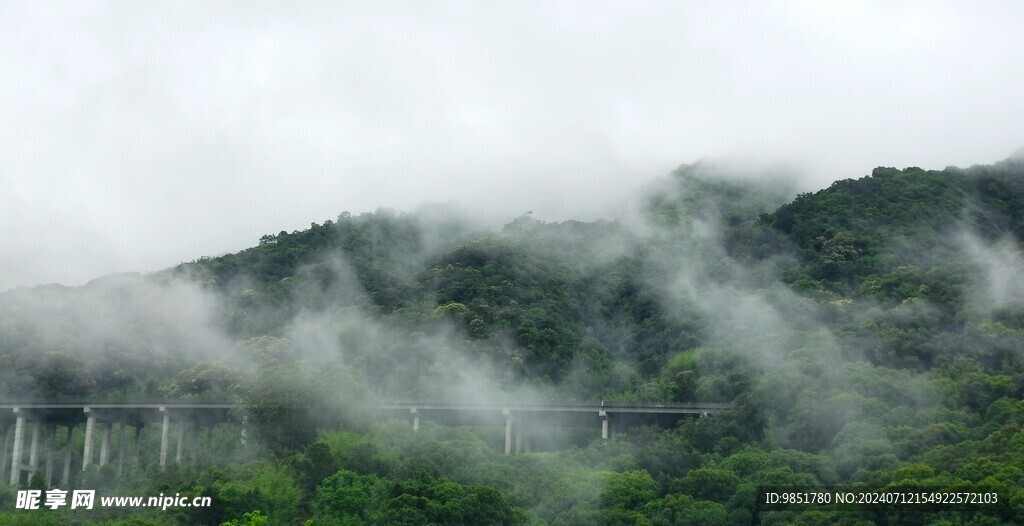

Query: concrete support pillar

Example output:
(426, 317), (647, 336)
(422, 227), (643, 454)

(61, 425), (74, 486)
(190, 424), (199, 464)
(99, 421), (112, 466)
(159, 410), (170, 467)
(133, 425), (143, 469)
(82, 410), (95, 470)
(600, 410), (609, 440)
(116, 422), (127, 476)
(175, 421), (186, 464)
(503, 410), (513, 455)
(28, 422), (40, 469)
(515, 424), (522, 454)
(45, 425), (56, 485)
(9, 413), (24, 485)
(411, 408), (419, 432)
(0, 424), (10, 481)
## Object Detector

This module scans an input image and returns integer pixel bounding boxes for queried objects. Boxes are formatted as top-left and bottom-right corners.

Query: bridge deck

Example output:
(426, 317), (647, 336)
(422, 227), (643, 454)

(378, 401), (729, 428)
(0, 401), (238, 409)
(1, 399), (728, 429)
(379, 401), (729, 413)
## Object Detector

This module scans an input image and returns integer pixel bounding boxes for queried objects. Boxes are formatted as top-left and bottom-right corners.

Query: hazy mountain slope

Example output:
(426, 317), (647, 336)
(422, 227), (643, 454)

(4, 160), (1024, 524)
(4, 160), (1023, 399)
(764, 160), (1024, 292)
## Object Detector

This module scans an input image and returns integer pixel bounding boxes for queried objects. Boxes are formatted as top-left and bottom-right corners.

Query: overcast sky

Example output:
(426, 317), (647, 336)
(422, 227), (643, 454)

(2, 1), (1022, 291)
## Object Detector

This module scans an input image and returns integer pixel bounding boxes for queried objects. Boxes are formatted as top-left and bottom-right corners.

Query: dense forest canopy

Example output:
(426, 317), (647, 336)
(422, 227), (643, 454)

(3, 158), (1024, 524)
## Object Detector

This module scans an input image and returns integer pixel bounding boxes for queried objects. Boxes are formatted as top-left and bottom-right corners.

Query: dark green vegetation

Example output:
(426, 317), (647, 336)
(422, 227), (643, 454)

(3, 157), (1024, 524)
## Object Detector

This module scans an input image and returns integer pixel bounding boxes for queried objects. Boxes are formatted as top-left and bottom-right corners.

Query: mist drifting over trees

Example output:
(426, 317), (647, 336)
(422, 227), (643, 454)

(3, 157), (1024, 523)
(4, 1), (1024, 524)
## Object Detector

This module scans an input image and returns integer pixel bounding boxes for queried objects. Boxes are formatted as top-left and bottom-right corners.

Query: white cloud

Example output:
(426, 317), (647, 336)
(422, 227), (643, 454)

(2, 0), (1022, 290)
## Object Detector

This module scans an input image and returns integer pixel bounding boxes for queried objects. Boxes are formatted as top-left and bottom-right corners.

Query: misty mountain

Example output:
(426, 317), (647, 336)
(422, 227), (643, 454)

(4, 159), (1024, 398)
(767, 159), (1024, 288)
(3, 159), (1024, 523)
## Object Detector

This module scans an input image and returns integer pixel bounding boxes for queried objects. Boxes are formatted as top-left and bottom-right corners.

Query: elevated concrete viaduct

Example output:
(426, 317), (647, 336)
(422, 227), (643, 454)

(378, 401), (730, 455)
(2, 399), (729, 485)
(0, 401), (234, 486)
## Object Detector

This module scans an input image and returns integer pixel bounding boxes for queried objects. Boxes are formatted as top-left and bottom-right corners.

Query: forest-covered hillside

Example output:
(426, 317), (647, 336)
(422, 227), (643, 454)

(3, 158), (1024, 524)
